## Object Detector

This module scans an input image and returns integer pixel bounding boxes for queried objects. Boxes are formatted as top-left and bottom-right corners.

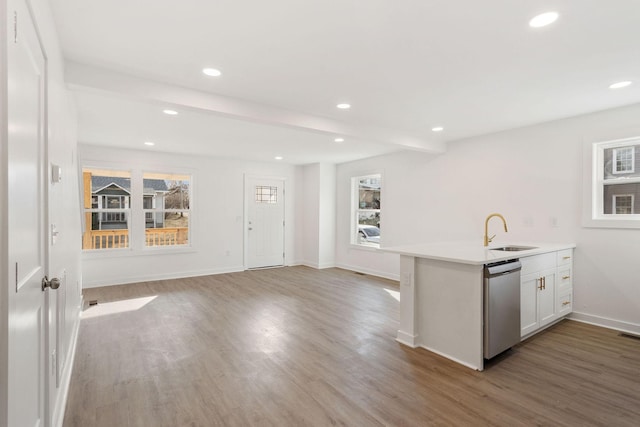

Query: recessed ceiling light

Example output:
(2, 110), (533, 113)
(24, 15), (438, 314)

(144, 141), (155, 146)
(163, 109), (178, 115)
(274, 156), (283, 160)
(202, 68), (222, 77)
(529, 11), (559, 28)
(336, 103), (351, 109)
(334, 137), (345, 143)
(431, 127), (444, 132)
(609, 81), (632, 89)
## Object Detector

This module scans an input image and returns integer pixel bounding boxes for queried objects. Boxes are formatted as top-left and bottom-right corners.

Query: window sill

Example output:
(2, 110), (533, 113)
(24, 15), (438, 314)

(349, 243), (381, 252)
(82, 246), (196, 259)
(582, 216), (640, 229)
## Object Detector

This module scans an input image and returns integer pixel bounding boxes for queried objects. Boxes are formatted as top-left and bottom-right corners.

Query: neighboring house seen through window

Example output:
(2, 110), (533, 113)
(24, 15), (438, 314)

(613, 147), (634, 174)
(82, 168), (191, 250)
(590, 138), (640, 222)
(83, 169), (131, 250)
(143, 172), (190, 247)
(613, 195), (634, 214)
(352, 174), (381, 247)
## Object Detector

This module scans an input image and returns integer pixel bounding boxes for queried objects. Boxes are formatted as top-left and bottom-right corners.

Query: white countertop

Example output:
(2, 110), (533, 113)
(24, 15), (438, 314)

(380, 241), (576, 265)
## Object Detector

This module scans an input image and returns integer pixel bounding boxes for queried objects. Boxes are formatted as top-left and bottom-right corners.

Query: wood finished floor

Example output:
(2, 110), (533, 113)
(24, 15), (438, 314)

(63, 266), (640, 426)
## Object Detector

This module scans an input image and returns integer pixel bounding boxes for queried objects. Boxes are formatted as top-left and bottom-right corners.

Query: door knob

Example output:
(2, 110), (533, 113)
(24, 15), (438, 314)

(42, 276), (60, 291)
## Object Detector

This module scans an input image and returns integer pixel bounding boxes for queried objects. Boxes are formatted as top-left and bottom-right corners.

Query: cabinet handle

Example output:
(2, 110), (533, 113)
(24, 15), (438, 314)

(563, 256), (571, 260)
(537, 277), (546, 290)
(562, 275), (570, 280)
(562, 301), (570, 306)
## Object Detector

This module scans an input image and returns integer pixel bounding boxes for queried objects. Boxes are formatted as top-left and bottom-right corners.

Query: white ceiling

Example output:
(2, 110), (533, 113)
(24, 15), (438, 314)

(51, 0), (640, 165)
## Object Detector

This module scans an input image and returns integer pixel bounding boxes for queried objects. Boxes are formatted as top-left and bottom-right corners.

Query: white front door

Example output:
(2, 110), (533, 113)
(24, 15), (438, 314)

(246, 177), (285, 269)
(7, 1), (48, 426)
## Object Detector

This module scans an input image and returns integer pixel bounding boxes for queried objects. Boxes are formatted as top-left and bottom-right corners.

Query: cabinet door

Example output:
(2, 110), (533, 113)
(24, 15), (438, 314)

(538, 269), (557, 327)
(521, 272), (539, 337)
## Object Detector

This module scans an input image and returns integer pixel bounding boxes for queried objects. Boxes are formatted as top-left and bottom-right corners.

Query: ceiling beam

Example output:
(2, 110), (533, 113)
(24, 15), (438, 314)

(65, 61), (445, 154)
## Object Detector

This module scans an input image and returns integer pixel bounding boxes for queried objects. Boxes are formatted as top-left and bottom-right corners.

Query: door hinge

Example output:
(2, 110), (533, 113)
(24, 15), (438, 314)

(13, 11), (18, 43)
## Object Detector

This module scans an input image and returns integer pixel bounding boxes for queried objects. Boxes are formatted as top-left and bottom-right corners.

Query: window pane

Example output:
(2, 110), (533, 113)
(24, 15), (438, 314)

(604, 145), (638, 177)
(352, 174), (382, 246)
(255, 185), (277, 203)
(143, 172), (191, 247)
(603, 183), (639, 215)
(357, 212), (380, 246)
(143, 173), (190, 210)
(145, 212), (189, 247)
(614, 195), (634, 214)
(82, 168), (130, 250)
(615, 147), (634, 173)
(358, 177), (381, 209)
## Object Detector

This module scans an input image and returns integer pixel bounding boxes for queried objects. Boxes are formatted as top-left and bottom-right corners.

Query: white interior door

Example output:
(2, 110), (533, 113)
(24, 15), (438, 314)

(7, 1), (48, 426)
(246, 177), (285, 269)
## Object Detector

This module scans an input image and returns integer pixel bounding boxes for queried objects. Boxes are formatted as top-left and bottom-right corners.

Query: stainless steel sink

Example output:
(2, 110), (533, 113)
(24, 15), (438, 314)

(490, 245), (538, 252)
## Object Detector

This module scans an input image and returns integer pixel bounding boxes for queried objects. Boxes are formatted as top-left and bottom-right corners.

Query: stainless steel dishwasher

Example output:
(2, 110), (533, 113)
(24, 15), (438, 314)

(484, 259), (522, 359)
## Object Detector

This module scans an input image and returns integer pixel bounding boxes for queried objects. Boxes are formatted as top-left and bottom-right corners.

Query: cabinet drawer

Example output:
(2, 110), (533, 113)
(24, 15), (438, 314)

(557, 291), (573, 316)
(521, 252), (556, 275)
(557, 249), (573, 267)
(557, 266), (572, 293)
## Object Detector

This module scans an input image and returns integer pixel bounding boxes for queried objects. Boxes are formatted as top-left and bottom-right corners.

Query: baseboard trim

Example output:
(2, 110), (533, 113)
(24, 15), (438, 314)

(82, 266), (246, 288)
(419, 344), (482, 371)
(52, 296), (82, 427)
(298, 261), (336, 270)
(396, 330), (418, 348)
(569, 311), (640, 335)
(334, 262), (399, 281)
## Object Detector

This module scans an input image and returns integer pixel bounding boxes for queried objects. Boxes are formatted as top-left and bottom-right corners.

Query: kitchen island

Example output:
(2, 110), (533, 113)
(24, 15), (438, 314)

(382, 242), (576, 370)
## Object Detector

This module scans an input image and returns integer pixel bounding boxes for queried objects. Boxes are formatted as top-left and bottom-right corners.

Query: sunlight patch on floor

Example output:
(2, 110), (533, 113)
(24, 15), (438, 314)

(82, 296), (158, 319)
(384, 288), (400, 301)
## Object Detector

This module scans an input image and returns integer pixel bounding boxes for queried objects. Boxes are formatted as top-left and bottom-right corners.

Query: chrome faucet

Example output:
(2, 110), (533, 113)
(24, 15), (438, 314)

(484, 213), (508, 246)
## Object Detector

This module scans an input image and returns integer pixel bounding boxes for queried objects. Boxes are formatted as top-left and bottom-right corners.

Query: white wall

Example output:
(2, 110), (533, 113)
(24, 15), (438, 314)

(39, 0), (84, 421)
(300, 164), (320, 266)
(298, 163), (336, 268)
(80, 144), (300, 287)
(318, 163), (336, 268)
(335, 102), (640, 334)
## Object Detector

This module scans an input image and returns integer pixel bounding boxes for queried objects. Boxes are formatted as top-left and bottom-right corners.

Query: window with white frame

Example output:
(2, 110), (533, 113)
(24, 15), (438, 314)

(143, 172), (191, 247)
(82, 168), (192, 250)
(613, 146), (635, 174)
(613, 195), (634, 214)
(351, 174), (381, 247)
(589, 138), (640, 223)
(82, 168), (131, 250)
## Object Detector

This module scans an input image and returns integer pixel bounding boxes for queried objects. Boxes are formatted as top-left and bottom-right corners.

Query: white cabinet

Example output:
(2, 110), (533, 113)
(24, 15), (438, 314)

(556, 249), (574, 317)
(520, 249), (573, 338)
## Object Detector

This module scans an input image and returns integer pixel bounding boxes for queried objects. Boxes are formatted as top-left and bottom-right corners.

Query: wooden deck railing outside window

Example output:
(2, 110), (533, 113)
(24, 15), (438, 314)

(83, 227), (188, 250)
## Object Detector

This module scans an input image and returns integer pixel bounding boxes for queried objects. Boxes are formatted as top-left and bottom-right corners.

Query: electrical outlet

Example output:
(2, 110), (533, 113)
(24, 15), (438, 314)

(402, 272), (412, 286)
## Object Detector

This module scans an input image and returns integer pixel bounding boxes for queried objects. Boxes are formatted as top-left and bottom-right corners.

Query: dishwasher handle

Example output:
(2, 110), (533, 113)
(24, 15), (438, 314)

(485, 260), (521, 277)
